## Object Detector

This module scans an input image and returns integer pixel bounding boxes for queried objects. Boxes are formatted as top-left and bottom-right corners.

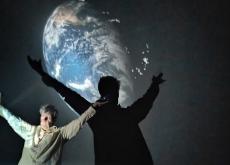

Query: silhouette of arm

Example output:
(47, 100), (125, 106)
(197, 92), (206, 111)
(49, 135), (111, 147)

(27, 56), (91, 114)
(60, 106), (96, 140)
(126, 73), (164, 123)
(0, 105), (35, 140)
(42, 74), (91, 114)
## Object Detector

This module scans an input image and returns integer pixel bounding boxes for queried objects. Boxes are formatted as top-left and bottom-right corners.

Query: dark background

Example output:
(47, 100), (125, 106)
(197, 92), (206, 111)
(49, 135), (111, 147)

(0, 0), (229, 164)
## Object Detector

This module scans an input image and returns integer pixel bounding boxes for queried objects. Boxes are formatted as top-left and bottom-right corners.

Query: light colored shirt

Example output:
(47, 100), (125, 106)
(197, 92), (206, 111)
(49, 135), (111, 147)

(0, 105), (96, 165)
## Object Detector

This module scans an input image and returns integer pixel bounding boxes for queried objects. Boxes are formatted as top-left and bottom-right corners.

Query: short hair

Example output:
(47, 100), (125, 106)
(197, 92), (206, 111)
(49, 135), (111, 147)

(98, 76), (120, 97)
(39, 104), (58, 123)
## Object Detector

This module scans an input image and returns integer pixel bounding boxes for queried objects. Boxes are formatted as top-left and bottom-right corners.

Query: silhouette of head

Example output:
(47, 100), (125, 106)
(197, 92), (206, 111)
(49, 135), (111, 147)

(98, 76), (120, 105)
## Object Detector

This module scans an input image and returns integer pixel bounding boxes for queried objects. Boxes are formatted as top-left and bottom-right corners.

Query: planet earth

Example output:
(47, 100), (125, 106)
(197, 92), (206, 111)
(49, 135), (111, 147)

(43, 0), (133, 107)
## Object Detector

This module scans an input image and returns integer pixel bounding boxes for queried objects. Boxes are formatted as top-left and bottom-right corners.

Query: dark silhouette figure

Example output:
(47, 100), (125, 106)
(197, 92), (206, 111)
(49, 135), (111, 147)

(28, 56), (165, 165)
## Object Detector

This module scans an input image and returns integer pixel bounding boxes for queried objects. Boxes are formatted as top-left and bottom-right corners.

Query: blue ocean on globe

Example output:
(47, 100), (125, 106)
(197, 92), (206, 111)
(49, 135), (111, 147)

(43, 1), (133, 106)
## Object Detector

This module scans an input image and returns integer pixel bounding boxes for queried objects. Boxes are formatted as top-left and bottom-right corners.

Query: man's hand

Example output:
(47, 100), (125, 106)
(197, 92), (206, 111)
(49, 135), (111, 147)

(92, 101), (108, 110)
(27, 56), (45, 76)
(152, 73), (165, 85)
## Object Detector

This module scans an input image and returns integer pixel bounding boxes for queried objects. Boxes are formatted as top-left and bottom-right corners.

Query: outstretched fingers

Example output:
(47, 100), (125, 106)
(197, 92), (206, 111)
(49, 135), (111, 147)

(153, 73), (165, 84)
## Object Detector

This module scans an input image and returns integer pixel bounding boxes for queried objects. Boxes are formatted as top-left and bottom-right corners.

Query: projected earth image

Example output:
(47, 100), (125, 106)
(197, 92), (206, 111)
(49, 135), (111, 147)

(43, 0), (133, 106)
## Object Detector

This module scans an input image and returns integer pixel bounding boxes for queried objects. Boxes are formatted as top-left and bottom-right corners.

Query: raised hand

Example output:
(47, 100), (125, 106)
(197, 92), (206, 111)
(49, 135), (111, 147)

(152, 73), (165, 84)
(27, 56), (45, 76)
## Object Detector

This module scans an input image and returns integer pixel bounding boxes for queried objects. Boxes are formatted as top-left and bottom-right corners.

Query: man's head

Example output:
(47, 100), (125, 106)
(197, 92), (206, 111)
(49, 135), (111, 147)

(98, 76), (120, 105)
(39, 104), (58, 129)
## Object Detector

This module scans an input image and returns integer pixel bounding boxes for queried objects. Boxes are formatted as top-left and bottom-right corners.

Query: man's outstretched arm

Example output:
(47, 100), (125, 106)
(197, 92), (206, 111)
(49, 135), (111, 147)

(60, 106), (96, 140)
(60, 101), (106, 140)
(0, 105), (35, 140)
(126, 73), (165, 123)
(27, 56), (91, 114)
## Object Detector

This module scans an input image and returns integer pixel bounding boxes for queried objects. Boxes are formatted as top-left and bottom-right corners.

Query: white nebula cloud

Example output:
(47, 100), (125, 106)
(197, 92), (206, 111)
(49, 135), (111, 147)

(143, 57), (149, 65)
(130, 42), (151, 79)
(136, 67), (143, 76)
(108, 18), (120, 23)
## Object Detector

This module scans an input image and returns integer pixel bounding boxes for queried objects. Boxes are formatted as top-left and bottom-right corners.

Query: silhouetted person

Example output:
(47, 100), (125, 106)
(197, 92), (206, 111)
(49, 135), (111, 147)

(28, 56), (165, 165)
